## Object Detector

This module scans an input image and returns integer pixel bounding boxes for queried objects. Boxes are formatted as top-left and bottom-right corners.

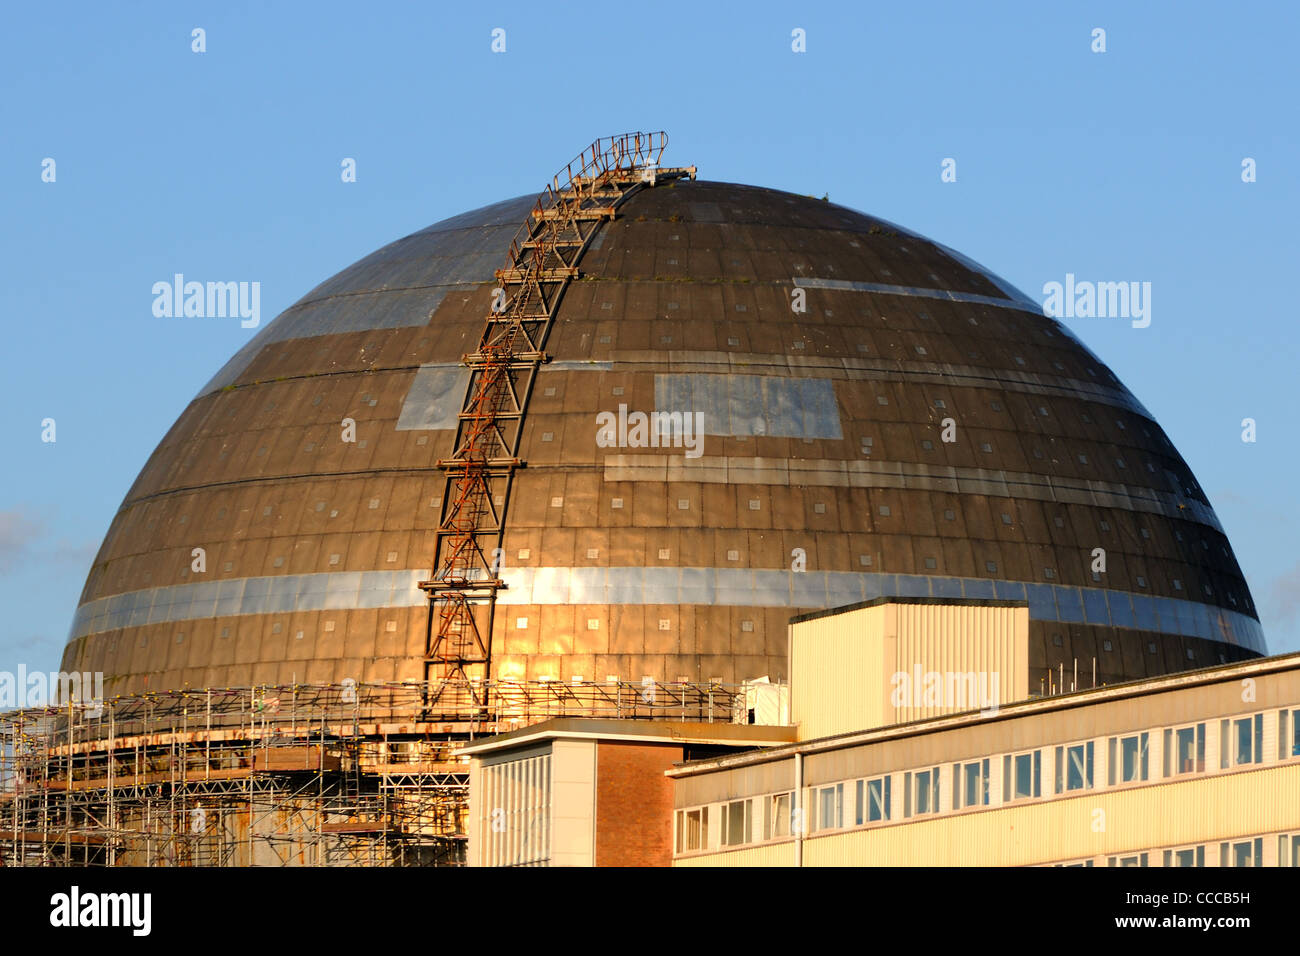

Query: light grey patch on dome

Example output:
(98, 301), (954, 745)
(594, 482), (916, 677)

(689, 202), (724, 222)
(793, 277), (1037, 313)
(545, 360), (614, 371)
(396, 364), (472, 431)
(728, 374), (764, 437)
(196, 196), (540, 397)
(656, 373), (842, 439)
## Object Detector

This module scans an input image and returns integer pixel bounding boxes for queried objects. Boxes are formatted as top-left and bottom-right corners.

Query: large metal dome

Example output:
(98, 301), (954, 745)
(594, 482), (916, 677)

(62, 178), (1265, 696)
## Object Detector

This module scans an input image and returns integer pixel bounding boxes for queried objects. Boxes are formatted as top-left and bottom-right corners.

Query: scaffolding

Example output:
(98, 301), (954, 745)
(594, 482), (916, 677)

(421, 132), (696, 712)
(0, 678), (736, 866)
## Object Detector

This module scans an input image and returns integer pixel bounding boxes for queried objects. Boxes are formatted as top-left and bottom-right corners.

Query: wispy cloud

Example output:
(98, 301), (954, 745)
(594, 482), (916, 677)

(0, 509), (44, 574)
(1265, 561), (1300, 628)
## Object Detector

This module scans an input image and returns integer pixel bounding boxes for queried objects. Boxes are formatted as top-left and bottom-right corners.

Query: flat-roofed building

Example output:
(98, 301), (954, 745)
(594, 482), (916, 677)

(461, 719), (794, 867)
(671, 646), (1300, 867)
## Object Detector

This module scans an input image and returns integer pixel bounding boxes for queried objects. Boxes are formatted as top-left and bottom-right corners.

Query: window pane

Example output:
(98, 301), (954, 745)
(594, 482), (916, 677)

(1013, 753), (1036, 799)
(868, 779), (885, 822)
(819, 787), (836, 831)
(916, 770), (932, 814)
(726, 800), (746, 845)
(686, 810), (702, 850)
(1122, 737), (1138, 781)
(773, 794), (790, 838)
(1236, 717), (1252, 765)
(1067, 744), (1087, 790)
(855, 779), (865, 826)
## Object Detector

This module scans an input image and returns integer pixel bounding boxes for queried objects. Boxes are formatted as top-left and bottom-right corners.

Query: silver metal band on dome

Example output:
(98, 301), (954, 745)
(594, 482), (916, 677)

(67, 567), (1266, 654)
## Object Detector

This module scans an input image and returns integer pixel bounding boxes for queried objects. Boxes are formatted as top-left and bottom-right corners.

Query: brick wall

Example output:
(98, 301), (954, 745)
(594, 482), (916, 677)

(595, 742), (682, 867)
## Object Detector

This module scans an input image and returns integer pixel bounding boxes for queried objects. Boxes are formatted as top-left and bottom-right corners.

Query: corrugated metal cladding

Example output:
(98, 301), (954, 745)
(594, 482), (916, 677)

(63, 178), (1263, 696)
(790, 602), (1028, 739)
(805, 764), (1300, 866)
(678, 764), (1300, 866)
(673, 664), (1300, 801)
(673, 663), (1300, 866)
(477, 751), (551, 867)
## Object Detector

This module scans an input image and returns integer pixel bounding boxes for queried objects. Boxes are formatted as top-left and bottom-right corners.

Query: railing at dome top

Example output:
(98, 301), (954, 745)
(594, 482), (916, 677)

(503, 131), (672, 264)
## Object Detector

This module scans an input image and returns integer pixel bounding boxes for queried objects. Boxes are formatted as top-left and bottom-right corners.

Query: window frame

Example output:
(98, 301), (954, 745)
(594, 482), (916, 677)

(904, 767), (941, 818)
(1163, 722), (1206, 777)
(854, 774), (892, 825)
(952, 758), (990, 810)
(1003, 748), (1042, 803)
(1107, 731), (1150, 785)
(1220, 713), (1264, 769)
(1054, 740), (1095, 794)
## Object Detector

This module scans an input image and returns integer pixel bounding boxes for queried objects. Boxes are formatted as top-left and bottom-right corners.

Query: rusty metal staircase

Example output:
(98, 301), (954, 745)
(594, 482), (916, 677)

(420, 132), (696, 716)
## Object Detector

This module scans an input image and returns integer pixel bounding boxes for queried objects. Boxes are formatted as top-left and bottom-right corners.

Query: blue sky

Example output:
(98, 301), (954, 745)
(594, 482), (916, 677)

(1, 0), (1297, 673)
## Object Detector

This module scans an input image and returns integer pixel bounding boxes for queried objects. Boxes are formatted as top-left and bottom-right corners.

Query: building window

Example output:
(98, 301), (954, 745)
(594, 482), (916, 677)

(1163, 723), (1206, 776)
(952, 758), (990, 809)
(1107, 853), (1149, 867)
(904, 768), (940, 817)
(1004, 750), (1042, 801)
(814, 783), (844, 832)
(765, 792), (793, 840)
(1163, 845), (1206, 867)
(1220, 714), (1264, 768)
(1055, 742), (1094, 793)
(1279, 710), (1300, 759)
(677, 807), (708, 853)
(1108, 732), (1150, 784)
(1220, 838), (1264, 868)
(855, 775), (892, 824)
(721, 799), (752, 846)
(1279, 833), (1300, 867)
